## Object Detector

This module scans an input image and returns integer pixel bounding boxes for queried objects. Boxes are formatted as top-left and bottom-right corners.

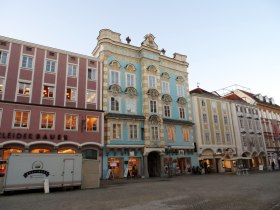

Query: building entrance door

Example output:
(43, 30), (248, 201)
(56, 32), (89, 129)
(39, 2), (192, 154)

(148, 152), (160, 177)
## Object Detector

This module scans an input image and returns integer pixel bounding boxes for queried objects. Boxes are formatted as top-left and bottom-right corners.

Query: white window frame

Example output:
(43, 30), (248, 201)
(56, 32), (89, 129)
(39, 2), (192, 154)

(203, 113), (208, 123)
(86, 90), (97, 104)
(110, 70), (120, 85)
(110, 96), (120, 112)
(64, 114), (78, 131)
(162, 81), (170, 94)
(148, 75), (156, 88)
(205, 132), (210, 144)
(12, 110), (30, 129)
(151, 126), (159, 140)
(126, 98), (136, 114)
(18, 81), (31, 96)
(66, 87), (77, 101)
(176, 84), (184, 97)
(88, 68), (97, 80)
(67, 64), (77, 77)
(226, 133), (231, 144)
(21, 55), (33, 69)
(45, 59), (56, 73)
(126, 72), (135, 87)
(86, 116), (99, 132)
(128, 123), (138, 140)
(150, 100), (157, 113)
(0, 77), (5, 93)
(179, 107), (185, 119)
(112, 123), (122, 139)
(224, 116), (228, 125)
(40, 112), (55, 130)
(42, 84), (55, 98)
(0, 51), (8, 65)
(163, 105), (171, 118)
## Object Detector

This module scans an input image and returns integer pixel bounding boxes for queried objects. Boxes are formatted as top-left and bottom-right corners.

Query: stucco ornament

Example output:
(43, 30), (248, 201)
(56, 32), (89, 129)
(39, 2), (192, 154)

(109, 84), (122, 96)
(162, 94), (172, 103)
(177, 97), (187, 105)
(176, 76), (184, 83)
(125, 87), (137, 97)
(147, 89), (160, 98)
(141, 34), (158, 50)
(109, 60), (121, 70)
(149, 115), (161, 125)
(146, 65), (157, 73)
(161, 72), (170, 80)
(125, 64), (136, 72)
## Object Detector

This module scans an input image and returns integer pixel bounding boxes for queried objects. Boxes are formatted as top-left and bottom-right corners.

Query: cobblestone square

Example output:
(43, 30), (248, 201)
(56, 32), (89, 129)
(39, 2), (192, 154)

(1, 172), (280, 210)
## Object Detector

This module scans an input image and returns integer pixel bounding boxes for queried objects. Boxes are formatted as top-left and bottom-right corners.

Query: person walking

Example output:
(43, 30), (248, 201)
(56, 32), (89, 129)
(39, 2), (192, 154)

(271, 161), (275, 171)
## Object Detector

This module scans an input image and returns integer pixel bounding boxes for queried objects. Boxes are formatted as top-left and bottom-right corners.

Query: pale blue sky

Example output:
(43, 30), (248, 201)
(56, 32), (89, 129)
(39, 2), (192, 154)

(1, 0), (280, 103)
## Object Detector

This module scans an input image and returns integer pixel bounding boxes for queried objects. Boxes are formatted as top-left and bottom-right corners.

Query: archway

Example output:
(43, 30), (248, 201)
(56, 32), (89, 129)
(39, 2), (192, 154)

(148, 152), (161, 177)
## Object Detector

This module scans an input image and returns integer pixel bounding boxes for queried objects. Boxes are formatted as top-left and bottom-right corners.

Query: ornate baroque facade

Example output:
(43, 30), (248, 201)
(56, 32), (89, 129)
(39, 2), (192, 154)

(93, 29), (196, 178)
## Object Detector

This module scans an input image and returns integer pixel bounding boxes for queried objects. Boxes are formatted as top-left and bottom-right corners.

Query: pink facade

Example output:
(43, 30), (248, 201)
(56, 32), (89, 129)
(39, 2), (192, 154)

(0, 36), (103, 162)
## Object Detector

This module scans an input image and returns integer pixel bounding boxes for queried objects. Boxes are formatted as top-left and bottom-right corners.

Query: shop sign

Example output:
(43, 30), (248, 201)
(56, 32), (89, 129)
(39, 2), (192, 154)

(0, 132), (68, 141)
(129, 151), (135, 156)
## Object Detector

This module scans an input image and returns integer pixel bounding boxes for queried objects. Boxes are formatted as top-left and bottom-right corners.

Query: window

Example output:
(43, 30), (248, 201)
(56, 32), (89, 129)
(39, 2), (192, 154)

(65, 114), (78, 130)
(151, 126), (159, 140)
(68, 64), (77, 77)
(43, 85), (54, 98)
(66, 88), (77, 101)
(129, 124), (137, 140)
(110, 97), (120, 111)
(216, 133), (221, 144)
(203, 113), (208, 123)
(45, 60), (56, 73)
(18, 82), (31, 96)
(240, 118), (244, 128)
(179, 107), (185, 119)
(21, 55), (33, 69)
(167, 126), (176, 141)
(0, 109), (2, 127)
(162, 81), (170, 94)
(148, 75), (156, 88)
(40, 112), (55, 129)
(248, 120), (252, 129)
(211, 101), (217, 110)
(86, 90), (96, 103)
(150, 100), (157, 113)
(242, 136), (247, 147)
(110, 70), (120, 84)
(205, 132), (210, 144)
(82, 149), (97, 160)
(164, 105), (171, 118)
(86, 116), (98, 132)
(13, 110), (30, 128)
(0, 51), (7, 65)
(182, 127), (190, 141)
(88, 68), (96, 80)
(112, 123), (121, 139)
(226, 133), (231, 144)
(256, 121), (260, 130)
(213, 115), (218, 124)
(126, 98), (136, 113)
(177, 84), (184, 97)
(201, 100), (206, 107)
(126, 73), (135, 87)
(0, 77), (4, 93)
(224, 116), (228, 125)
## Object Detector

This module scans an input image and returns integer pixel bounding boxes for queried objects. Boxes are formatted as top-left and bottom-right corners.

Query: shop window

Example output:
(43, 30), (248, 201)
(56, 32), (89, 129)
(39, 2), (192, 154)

(86, 116), (98, 132)
(43, 85), (54, 98)
(66, 87), (77, 101)
(82, 149), (97, 159)
(108, 158), (123, 178)
(18, 82), (31, 96)
(1, 149), (23, 172)
(13, 110), (30, 128)
(31, 149), (51, 153)
(58, 149), (76, 154)
(65, 114), (78, 130)
(40, 112), (55, 129)
(86, 90), (96, 103)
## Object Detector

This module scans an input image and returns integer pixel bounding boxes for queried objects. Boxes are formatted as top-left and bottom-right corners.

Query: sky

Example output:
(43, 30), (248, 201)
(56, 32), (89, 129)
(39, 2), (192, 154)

(1, 0), (280, 104)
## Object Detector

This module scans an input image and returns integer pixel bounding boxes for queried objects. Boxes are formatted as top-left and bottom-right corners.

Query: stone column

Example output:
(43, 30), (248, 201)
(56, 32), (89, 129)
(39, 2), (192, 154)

(144, 155), (149, 178)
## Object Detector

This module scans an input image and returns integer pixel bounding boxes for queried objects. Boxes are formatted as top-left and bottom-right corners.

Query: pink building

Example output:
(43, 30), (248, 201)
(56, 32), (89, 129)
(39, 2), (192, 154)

(0, 36), (103, 171)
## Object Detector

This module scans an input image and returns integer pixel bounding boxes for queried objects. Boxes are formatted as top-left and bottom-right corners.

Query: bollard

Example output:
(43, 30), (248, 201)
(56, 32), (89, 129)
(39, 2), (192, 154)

(44, 179), (49, 194)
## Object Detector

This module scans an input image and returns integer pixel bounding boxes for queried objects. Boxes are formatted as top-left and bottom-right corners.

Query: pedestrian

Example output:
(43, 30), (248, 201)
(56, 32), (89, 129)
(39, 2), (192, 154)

(192, 166), (195, 174)
(132, 164), (137, 178)
(271, 161), (275, 171)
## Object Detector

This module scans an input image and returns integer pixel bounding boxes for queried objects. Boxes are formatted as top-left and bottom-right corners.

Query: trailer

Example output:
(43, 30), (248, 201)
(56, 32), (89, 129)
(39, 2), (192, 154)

(0, 153), (82, 193)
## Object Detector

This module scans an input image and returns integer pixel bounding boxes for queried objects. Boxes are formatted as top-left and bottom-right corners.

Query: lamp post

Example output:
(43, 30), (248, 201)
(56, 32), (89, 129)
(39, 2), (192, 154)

(167, 146), (173, 178)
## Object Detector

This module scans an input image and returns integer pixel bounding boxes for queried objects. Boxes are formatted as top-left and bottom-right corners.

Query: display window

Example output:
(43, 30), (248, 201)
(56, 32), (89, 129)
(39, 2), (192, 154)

(1, 149), (23, 172)
(31, 149), (51, 153)
(108, 158), (123, 178)
(58, 149), (76, 154)
(128, 157), (140, 178)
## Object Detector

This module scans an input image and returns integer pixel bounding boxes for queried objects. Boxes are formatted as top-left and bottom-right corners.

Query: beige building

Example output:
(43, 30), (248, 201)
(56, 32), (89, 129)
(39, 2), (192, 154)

(191, 88), (236, 173)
